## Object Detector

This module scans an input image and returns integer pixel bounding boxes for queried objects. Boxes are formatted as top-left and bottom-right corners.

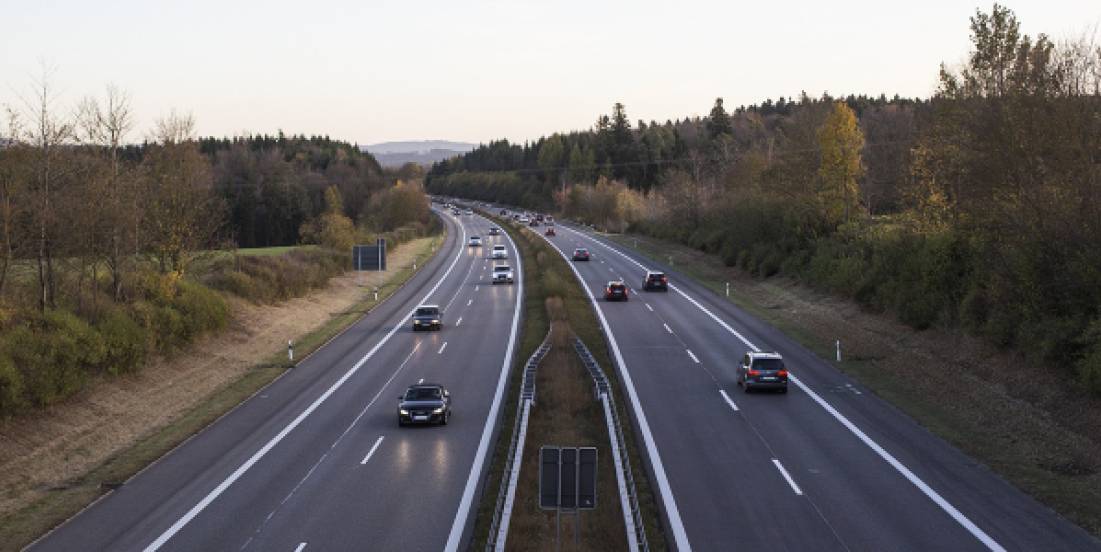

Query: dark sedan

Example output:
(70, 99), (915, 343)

(398, 384), (452, 425)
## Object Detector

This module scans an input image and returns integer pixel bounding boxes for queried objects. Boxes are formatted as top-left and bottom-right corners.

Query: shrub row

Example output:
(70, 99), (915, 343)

(0, 278), (228, 415)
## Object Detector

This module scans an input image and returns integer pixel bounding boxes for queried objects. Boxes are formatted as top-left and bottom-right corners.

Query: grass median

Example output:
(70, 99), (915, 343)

(0, 233), (444, 551)
(470, 213), (665, 550)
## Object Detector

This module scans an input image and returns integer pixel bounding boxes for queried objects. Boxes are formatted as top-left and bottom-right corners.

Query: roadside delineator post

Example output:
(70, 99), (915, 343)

(726, 282), (730, 297)
(288, 340), (294, 363)
(836, 340), (842, 362)
(373, 287), (379, 302)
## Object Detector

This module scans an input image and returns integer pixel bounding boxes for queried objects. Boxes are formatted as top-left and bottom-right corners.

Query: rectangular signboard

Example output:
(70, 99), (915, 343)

(352, 238), (386, 271)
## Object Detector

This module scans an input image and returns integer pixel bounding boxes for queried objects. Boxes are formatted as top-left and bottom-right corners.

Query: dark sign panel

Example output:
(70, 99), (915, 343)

(352, 238), (386, 271)
(540, 447), (560, 510)
(560, 448), (578, 509)
(579, 447), (597, 509)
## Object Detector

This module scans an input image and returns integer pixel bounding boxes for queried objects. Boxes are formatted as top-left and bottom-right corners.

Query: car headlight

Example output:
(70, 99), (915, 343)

(432, 407), (445, 414)
(399, 409), (409, 415)
(431, 319), (440, 324)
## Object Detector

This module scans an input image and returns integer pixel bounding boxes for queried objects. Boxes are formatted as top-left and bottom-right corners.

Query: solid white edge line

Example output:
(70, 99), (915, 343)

(444, 215), (525, 552)
(686, 349), (700, 364)
(645, 303), (653, 312)
(294, 542), (307, 552)
(771, 459), (803, 496)
(142, 217), (468, 552)
(718, 389), (740, 412)
(360, 436), (385, 465)
(602, 393), (640, 551)
(563, 223), (1007, 552)
(494, 399), (531, 552)
(438, 342), (448, 355)
(542, 229), (692, 551)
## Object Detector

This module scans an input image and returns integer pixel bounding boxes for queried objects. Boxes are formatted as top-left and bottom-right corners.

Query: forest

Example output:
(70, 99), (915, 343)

(428, 5), (1101, 395)
(0, 90), (434, 416)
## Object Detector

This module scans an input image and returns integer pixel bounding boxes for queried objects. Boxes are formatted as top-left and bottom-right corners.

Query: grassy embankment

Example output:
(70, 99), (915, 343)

(604, 230), (1101, 538)
(469, 213), (665, 550)
(0, 233), (443, 551)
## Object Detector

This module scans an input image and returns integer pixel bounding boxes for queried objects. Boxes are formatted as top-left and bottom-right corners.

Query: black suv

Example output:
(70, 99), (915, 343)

(411, 305), (442, 331)
(642, 271), (668, 291)
(737, 351), (789, 393)
(604, 280), (629, 301)
(398, 384), (451, 425)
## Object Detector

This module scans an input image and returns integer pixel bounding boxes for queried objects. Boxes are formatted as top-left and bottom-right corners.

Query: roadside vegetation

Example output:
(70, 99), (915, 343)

(428, 5), (1101, 398)
(472, 213), (665, 550)
(0, 81), (438, 417)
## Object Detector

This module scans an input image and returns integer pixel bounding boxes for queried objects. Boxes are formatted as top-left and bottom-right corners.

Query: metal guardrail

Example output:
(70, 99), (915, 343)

(485, 331), (552, 552)
(573, 338), (650, 552)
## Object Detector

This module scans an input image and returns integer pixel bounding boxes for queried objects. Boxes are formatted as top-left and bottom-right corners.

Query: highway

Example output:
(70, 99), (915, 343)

(535, 220), (1101, 551)
(30, 209), (522, 552)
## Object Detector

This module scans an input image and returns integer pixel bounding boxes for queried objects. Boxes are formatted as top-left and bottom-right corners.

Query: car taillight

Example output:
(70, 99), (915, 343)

(747, 369), (760, 376)
(661, 277), (668, 283)
(605, 288), (611, 294)
(777, 369), (788, 377)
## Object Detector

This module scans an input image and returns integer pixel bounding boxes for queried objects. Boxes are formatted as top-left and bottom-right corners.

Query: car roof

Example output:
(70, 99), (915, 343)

(608, 280), (625, 286)
(406, 383), (445, 390)
(494, 264), (511, 269)
(493, 244), (506, 248)
(748, 351), (783, 359)
(416, 304), (440, 309)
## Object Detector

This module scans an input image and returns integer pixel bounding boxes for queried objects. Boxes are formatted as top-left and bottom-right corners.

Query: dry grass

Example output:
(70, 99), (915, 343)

(606, 231), (1101, 537)
(0, 236), (439, 550)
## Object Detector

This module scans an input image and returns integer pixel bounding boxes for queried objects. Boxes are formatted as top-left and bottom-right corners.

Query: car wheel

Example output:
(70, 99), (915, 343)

(398, 418), (405, 427)
(743, 380), (752, 393)
(780, 386), (788, 394)
(440, 413), (448, 426)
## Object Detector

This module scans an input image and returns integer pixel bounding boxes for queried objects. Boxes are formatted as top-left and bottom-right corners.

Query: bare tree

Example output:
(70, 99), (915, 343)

(78, 85), (135, 301)
(18, 64), (76, 310)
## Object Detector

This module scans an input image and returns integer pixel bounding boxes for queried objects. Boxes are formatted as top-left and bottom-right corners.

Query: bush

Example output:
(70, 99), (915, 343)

(97, 308), (148, 376)
(0, 353), (25, 415)
(3, 311), (106, 407)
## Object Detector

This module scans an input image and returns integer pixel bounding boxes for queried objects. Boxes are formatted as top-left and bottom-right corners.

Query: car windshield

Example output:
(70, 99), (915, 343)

(609, 284), (625, 291)
(753, 358), (785, 371)
(405, 387), (441, 400)
(648, 273), (665, 279)
(415, 307), (439, 316)
(494, 266), (510, 271)
(575, 249), (587, 254)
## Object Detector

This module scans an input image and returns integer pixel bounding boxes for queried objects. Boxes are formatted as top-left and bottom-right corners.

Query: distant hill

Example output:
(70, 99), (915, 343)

(363, 140), (477, 167)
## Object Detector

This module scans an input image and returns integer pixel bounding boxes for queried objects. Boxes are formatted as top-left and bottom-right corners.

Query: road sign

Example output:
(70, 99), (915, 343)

(539, 446), (597, 511)
(353, 238), (386, 271)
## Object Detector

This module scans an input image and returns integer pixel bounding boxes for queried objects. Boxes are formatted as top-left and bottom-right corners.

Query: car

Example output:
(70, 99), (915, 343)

(545, 227), (556, 237)
(535, 214), (545, 222)
(528, 219), (539, 227)
(737, 351), (789, 393)
(491, 244), (508, 259)
(642, 270), (668, 291)
(518, 216), (531, 224)
(500, 209), (508, 216)
(469, 236), (482, 247)
(411, 304), (442, 331)
(492, 264), (514, 284)
(604, 280), (628, 301)
(397, 383), (451, 426)
(545, 215), (555, 224)
(572, 248), (590, 261)
(488, 227), (500, 236)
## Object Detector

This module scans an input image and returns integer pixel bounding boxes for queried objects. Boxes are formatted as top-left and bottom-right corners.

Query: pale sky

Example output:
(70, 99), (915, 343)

(2, 1), (1097, 145)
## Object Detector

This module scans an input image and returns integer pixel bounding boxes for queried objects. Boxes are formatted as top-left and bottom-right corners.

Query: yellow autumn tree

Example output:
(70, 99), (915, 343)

(817, 102), (865, 224)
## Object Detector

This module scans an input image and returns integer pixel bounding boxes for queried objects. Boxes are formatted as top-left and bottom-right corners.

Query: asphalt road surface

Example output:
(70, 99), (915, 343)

(537, 219), (1100, 552)
(30, 210), (522, 552)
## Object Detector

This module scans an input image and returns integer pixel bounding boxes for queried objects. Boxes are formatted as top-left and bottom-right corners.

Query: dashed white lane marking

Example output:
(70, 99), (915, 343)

(438, 342), (448, 355)
(456, 317), (463, 327)
(475, 285), (480, 291)
(467, 299), (473, 306)
(608, 267), (614, 272)
(360, 436), (385, 465)
(719, 390), (740, 412)
(645, 303), (654, 312)
(418, 378), (424, 384)
(294, 543), (307, 552)
(772, 459), (803, 495)
(686, 349), (700, 364)
(663, 323), (673, 334)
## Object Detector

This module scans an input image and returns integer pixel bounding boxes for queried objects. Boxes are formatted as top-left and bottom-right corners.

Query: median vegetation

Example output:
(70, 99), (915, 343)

(472, 212), (665, 550)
